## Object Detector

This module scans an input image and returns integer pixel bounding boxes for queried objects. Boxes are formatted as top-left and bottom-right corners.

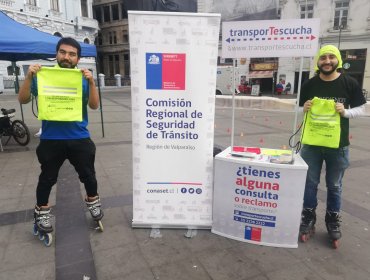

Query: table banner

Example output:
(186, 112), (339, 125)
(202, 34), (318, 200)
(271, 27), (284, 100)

(212, 148), (308, 248)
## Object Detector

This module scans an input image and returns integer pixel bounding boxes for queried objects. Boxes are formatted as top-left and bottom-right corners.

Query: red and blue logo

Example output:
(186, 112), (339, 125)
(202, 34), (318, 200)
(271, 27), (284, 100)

(245, 226), (262, 242)
(146, 53), (186, 90)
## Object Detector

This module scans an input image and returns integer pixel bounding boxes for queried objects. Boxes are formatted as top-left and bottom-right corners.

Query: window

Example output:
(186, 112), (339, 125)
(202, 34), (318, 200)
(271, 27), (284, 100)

(27, 0), (37, 5)
(122, 31), (129, 43)
(121, 3), (128, 19)
(300, 4), (314, 19)
(103, 6), (110, 22)
(115, 55), (120, 74)
(113, 31), (117, 44)
(250, 57), (278, 63)
(50, 0), (59, 11)
(341, 49), (367, 60)
(224, 58), (234, 64)
(97, 33), (103, 45)
(7, 65), (20, 76)
(109, 55), (114, 76)
(107, 55), (121, 76)
(108, 32), (117, 45)
(112, 4), (119, 20)
(98, 55), (104, 74)
(124, 53), (130, 76)
(334, 0), (349, 30)
(81, 0), (88, 17)
(94, 7), (102, 23)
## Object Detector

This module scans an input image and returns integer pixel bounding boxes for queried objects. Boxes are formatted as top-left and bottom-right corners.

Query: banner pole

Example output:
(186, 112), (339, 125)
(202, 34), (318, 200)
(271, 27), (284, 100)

(291, 56), (304, 158)
(291, 0), (309, 158)
(231, 58), (236, 150)
(95, 59), (105, 138)
(12, 61), (24, 122)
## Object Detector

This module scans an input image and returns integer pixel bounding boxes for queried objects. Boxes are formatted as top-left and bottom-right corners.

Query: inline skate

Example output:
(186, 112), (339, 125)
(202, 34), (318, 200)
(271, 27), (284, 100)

(33, 205), (53, 247)
(325, 211), (341, 249)
(299, 208), (316, 242)
(85, 196), (104, 232)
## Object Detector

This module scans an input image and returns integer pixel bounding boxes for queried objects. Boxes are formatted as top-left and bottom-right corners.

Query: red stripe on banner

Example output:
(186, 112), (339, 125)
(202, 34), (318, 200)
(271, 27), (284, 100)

(162, 53), (186, 90)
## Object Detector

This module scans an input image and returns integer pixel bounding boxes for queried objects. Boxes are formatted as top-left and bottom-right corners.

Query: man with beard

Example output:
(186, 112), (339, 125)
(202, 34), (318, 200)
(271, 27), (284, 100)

(18, 37), (103, 243)
(298, 45), (366, 247)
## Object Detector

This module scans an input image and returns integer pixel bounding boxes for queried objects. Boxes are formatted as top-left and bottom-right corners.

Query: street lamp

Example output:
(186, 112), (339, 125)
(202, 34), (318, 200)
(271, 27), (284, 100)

(338, 23), (344, 49)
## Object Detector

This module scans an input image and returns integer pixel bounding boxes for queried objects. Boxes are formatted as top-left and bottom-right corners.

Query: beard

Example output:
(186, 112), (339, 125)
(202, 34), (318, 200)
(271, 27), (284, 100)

(57, 60), (76, 69)
(318, 62), (339, 76)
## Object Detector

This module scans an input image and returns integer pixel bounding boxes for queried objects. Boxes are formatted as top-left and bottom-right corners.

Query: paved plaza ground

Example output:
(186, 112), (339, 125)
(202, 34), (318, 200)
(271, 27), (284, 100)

(0, 88), (369, 280)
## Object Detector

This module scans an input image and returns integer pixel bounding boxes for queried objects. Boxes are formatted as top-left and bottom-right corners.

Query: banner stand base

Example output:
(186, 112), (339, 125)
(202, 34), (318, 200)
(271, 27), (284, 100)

(132, 222), (212, 230)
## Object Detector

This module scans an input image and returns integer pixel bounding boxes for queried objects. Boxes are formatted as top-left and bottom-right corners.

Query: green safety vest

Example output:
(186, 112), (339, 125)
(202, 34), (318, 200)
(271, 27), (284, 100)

(301, 97), (341, 148)
(37, 66), (83, 121)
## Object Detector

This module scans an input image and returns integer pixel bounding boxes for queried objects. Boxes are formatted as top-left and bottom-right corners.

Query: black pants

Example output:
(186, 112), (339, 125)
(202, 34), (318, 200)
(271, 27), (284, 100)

(36, 138), (98, 206)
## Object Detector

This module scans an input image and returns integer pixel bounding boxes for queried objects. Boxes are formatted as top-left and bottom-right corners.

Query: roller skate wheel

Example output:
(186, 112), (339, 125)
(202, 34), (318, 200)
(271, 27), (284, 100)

(98, 220), (104, 232)
(43, 233), (53, 247)
(33, 224), (39, 236)
(332, 239), (339, 249)
(38, 232), (45, 241)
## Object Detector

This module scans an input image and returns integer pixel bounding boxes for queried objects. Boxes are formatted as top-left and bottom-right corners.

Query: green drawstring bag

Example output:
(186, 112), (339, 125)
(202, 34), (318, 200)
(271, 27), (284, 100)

(37, 67), (83, 122)
(301, 97), (341, 148)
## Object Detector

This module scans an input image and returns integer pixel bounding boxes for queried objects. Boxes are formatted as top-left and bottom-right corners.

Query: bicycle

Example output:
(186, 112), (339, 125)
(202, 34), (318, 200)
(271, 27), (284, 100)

(0, 108), (30, 151)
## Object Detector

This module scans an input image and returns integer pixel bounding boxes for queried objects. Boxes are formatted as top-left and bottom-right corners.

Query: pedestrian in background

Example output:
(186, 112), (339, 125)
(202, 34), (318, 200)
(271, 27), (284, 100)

(284, 82), (291, 94)
(276, 80), (284, 95)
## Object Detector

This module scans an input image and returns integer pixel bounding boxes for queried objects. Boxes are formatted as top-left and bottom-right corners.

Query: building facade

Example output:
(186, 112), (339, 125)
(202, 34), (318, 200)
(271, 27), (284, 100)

(201, 0), (370, 94)
(92, 0), (370, 92)
(92, 0), (130, 86)
(206, 0), (279, 94)
(278, 0), (370, 93)
(0, 0), (99, 88)
(92, 0), (198, 86)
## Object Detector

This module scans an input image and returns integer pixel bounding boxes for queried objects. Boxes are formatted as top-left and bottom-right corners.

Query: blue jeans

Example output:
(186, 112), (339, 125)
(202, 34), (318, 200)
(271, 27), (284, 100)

(300, 145), (349, 212)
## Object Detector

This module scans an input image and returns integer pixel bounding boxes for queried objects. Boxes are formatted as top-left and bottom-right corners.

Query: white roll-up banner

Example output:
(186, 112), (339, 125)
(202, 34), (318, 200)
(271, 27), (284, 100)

(129, 11), (221, 228)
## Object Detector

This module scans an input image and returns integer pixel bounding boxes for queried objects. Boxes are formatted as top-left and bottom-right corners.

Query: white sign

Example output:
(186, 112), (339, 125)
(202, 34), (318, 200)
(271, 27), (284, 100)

(222, 18), (320, 58)
(251, 84), (260, 96)
(212, 148), (308, 248)
(129, 11), (221, 228)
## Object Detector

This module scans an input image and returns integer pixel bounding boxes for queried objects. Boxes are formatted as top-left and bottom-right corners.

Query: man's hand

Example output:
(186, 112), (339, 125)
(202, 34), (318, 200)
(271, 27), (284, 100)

(303, 100), (312, 112)
(336, 102), (345, 116)
(26, 64), (42, 79)
(81, 68), (99, 109)
(81, 68), (94, 84)
(18, 64), (41, 104)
